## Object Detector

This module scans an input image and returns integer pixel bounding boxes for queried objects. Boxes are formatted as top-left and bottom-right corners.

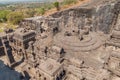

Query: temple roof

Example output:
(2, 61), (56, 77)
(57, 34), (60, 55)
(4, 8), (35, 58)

(39, 58), (62, 76)
(14, 28), (36, 41)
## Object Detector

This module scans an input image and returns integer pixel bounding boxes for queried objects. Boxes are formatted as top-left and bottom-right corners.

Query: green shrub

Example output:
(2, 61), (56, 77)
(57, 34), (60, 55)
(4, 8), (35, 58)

(37, 7), (46, 15)
(26, 9), (36, 17)
(0, 10), (11, 22)
(40, 8), (45, 15)
(7, 12), (24, 25)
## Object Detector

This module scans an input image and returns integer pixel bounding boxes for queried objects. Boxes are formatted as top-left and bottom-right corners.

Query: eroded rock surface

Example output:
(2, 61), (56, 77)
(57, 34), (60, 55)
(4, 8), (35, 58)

(0, 0), (120, 80)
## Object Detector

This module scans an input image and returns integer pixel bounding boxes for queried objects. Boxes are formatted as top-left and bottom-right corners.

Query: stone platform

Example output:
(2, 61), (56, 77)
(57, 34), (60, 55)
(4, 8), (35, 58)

(54, 32), (103, 52)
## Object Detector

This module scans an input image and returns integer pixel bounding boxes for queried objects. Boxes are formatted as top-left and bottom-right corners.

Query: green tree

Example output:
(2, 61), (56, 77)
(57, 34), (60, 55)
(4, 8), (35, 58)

(7, 12), (24, 25)
(53, 1), (60, 11)
(0, 10), (11, 22)
(26, 9), (36, 17)
(40, 8), (45, 15)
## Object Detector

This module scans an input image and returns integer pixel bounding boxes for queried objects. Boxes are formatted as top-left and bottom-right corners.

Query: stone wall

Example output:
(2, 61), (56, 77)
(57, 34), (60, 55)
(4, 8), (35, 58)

(19, 0), (120, 34)
(50, 0), (120, 34)
(19, 17), (60, 34)
(93, 1), (120, 34)
(51, 8), (93, 31)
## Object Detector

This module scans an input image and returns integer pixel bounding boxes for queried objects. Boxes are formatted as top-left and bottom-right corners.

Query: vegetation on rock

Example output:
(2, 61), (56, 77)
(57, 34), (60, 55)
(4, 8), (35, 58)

(0, 10), (11, 22)
(7, 12), (24, 25)
(54, 2), (60, 11)
(0, 0), (86, 32)
(62, 0), (78, 5)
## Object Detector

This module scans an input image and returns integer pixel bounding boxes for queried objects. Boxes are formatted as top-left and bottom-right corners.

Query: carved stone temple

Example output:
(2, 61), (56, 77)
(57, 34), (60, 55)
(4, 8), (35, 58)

(0, 0), (120, 80)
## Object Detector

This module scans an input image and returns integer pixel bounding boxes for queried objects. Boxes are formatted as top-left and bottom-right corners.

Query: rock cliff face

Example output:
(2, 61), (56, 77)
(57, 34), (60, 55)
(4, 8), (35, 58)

(19, 0), (120, 34)
(93, 0), (120, 33)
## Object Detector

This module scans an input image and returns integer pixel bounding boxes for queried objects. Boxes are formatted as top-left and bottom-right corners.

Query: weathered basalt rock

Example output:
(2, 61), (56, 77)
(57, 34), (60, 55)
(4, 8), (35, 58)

(19, 0), (120, 34)
(2, 0), (120, 80)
